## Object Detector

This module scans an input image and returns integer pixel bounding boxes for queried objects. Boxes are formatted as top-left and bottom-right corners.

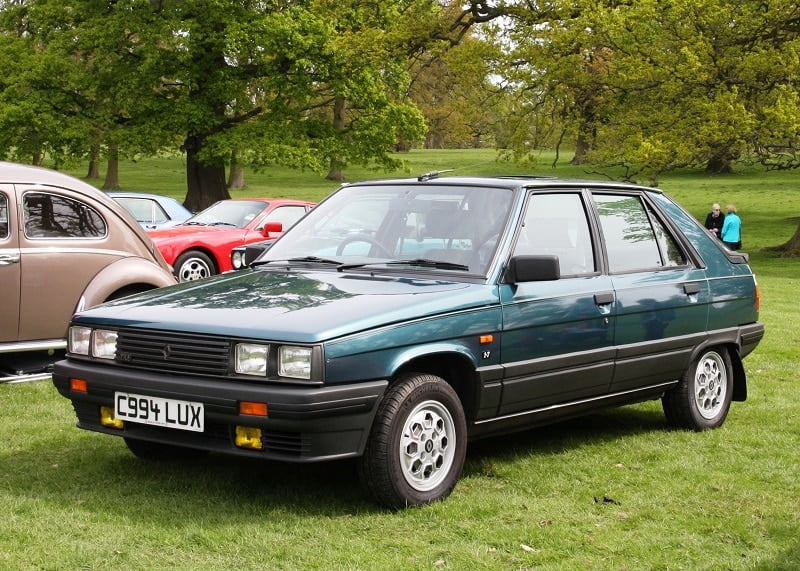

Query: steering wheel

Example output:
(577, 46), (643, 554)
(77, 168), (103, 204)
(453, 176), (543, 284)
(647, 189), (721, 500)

(335, 233), (393, 257)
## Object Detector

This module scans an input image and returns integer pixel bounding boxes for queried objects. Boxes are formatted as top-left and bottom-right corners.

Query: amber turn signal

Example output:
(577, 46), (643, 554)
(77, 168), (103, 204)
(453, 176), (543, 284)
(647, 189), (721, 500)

(239, 401), (268, 416)
(70, 378), (88, 393)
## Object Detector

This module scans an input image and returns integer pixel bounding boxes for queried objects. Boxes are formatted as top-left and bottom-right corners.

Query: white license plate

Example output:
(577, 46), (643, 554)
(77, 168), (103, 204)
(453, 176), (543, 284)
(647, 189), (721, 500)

(114, 392), (204, 432)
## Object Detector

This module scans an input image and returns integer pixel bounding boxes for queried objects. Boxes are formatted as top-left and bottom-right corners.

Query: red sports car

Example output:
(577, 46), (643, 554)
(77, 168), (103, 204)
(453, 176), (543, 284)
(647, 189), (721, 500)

(148, 198), (315, 281)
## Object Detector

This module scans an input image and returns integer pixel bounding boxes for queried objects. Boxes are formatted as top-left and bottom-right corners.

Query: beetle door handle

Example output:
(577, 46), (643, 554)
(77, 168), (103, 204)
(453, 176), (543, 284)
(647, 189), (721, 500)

(0, 254), (20, 266)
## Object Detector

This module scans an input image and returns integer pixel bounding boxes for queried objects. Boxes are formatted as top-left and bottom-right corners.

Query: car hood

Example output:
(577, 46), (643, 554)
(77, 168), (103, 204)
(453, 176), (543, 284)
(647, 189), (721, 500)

(75, 268), (496, 343)
(148, 224), (241, 241)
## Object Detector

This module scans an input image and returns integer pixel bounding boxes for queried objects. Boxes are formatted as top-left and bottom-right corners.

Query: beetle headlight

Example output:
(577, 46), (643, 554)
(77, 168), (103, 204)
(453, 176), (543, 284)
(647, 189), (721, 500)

(92, 329), (118, 360)
(278, 345), (312, 380)
(235, 343), (268, 376)
(69, 326), (92, 355)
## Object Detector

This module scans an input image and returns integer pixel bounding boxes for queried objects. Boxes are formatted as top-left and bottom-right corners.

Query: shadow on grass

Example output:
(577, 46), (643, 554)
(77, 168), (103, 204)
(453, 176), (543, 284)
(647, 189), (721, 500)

(463, 404), (668, 475)
(2, 403), (670, 520)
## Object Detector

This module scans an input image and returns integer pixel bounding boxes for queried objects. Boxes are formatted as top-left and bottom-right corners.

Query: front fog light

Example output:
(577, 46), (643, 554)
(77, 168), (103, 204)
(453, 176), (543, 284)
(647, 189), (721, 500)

(69, 326), (92, 355)
(236, 343), (268, 376)
(92, 329), (118, 359)
(278, 346), (312, 379)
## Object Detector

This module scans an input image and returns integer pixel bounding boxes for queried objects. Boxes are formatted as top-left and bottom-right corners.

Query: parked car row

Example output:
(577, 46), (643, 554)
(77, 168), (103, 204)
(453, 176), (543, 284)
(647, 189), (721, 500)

(49, 171), (763, 508)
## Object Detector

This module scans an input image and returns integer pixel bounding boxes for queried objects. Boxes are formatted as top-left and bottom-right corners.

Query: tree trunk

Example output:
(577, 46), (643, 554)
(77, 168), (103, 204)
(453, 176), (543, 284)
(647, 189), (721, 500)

(763, 218), (800, 257)
(705, 147), (737, 174)
(102, 144), (121, 190)
(86, 147), (101, 179)
(227, 150), (245, 189)
(183, 135), (229, 212)
(326, 96), (347, 182)
(570, 128), (592, 165)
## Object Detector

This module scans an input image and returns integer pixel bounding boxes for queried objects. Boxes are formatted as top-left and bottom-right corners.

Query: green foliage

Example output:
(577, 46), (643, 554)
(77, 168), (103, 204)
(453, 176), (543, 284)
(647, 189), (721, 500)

(6, 150), (800, 570)
(499, 0), (800, 178)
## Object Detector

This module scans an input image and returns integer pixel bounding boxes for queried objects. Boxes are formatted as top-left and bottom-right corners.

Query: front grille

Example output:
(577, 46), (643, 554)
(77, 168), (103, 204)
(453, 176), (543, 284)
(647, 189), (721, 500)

(114, 329), (231, 376)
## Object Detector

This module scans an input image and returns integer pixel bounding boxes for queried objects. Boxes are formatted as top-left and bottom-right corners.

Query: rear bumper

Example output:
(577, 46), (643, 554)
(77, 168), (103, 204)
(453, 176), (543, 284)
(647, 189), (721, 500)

(739, 322), (765, 359)
(52, 359), (387, 462)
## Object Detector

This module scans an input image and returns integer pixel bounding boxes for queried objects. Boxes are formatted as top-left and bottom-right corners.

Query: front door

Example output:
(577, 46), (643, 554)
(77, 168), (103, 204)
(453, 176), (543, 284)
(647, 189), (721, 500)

(498, 191), (616, 416)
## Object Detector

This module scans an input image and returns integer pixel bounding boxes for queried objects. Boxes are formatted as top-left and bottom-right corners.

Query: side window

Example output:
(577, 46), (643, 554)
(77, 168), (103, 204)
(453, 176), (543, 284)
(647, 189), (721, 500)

(24, 192), (107, 239)
(594, 194), (684, 272)
(115, 197), (153, 223)
(264, 206), (308, 230)
(0, 193), (8, 239)
(512, 193), (595, 275)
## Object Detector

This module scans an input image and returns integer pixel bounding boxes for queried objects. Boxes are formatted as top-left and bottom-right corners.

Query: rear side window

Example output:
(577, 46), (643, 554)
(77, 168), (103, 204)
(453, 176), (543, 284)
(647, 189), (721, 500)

(512, 193), (595, 275)
(594, 194), (686, 272)
(0, 193), (8, 238)
(116, 197), (169, 224)
(24, 192), (107, 238)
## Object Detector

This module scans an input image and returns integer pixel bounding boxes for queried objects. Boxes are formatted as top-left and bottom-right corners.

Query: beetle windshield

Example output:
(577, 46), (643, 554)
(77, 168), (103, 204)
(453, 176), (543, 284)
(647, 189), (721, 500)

(261, 183), (514, 275)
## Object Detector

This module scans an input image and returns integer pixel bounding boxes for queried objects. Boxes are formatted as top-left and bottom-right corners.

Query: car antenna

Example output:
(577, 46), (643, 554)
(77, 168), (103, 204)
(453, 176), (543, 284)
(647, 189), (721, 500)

(417, 169), (454, 182)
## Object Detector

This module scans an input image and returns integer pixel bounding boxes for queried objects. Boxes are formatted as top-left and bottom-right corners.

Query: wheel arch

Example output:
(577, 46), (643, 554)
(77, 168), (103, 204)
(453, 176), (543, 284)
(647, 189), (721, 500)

(392, 350), (479, 424)
(76, 257), (177, 311)
(176, 246), (220, 273)
(688, 334), (748, 403)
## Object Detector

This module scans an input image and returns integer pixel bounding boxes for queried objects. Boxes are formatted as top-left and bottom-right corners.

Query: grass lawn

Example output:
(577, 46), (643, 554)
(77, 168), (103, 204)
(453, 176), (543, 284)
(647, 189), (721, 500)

(2, 150), (798, 569)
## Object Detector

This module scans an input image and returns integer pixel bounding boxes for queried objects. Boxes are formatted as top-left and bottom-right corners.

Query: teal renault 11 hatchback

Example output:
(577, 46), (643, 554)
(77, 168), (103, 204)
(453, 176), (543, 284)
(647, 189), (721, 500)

(52, 174), (764, 508)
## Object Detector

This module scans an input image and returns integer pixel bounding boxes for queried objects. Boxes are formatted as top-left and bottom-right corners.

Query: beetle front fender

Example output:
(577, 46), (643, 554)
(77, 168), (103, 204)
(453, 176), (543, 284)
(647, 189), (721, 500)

(76, 257), (177, 311)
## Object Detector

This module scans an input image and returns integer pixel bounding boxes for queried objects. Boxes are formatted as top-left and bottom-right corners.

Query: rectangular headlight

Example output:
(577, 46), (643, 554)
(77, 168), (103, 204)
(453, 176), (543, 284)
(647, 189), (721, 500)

(235, 343), (268, 376)
(69, 326), (92, 355)
(278, 345), (312, 380)
(92, 329), (118, 360)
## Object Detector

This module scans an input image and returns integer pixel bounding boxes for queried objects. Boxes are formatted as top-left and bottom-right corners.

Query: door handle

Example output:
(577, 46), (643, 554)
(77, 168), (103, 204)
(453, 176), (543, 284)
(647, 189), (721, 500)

(684, 282), (701, 295)
(0, 254), (20, 266)
(594, 292), (615, 305)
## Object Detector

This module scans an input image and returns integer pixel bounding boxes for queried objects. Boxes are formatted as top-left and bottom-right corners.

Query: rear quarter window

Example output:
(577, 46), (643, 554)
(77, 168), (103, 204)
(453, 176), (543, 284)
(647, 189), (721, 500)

(594, 194), (686, 272)
(24, 192), (107, 239)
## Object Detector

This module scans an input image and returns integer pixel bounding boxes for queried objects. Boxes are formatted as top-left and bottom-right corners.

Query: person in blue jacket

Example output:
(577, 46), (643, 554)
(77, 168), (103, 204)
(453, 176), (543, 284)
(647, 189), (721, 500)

(721, 204), (742, 250)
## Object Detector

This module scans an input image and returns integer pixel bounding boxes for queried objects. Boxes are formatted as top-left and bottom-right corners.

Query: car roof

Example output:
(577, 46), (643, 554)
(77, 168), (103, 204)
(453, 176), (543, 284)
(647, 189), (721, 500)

(0, 161), (160, 241)
(344, 174), (662, 194)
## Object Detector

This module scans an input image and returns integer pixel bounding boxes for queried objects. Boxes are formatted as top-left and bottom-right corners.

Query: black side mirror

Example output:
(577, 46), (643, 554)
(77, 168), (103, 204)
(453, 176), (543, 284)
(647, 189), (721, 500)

(503, 255), (560, 283)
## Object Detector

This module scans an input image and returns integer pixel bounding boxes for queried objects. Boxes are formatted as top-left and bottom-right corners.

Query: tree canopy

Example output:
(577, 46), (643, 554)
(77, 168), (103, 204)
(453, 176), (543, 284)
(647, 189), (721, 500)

(2, 0), (800, 234)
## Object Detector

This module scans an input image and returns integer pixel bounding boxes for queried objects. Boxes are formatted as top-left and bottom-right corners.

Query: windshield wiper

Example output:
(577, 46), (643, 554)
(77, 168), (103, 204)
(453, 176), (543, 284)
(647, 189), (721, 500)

(209, 221), (237, 227)
(339, 258), (469, 272)
(252, 256), (342, 267)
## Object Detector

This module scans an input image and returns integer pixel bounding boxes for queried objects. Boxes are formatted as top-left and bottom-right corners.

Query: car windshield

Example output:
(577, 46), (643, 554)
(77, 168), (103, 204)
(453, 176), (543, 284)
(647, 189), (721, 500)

(186, 200), (267, 228)
(261, 183), (514, 275)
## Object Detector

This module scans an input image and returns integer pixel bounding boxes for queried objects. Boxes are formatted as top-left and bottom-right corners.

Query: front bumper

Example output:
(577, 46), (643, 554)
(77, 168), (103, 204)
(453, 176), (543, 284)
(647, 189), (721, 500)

(52, 359), (387, 462)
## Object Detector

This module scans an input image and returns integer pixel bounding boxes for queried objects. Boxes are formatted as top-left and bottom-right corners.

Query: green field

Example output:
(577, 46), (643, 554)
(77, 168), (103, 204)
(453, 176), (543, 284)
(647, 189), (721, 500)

(2, 150), (798, 569)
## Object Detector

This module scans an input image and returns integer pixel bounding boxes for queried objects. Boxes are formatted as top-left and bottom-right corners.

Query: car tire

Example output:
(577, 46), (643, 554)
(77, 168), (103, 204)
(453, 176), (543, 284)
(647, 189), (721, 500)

(357, 373), (467, 509)
(174, 250), (215, 282)
(662, 347), (733, 431)
(124, 437), (208, 461)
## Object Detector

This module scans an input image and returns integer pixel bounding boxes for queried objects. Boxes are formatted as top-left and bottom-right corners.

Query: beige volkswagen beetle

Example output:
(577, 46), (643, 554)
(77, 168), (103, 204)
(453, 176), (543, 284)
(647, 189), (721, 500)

(0, 162), (176, 382)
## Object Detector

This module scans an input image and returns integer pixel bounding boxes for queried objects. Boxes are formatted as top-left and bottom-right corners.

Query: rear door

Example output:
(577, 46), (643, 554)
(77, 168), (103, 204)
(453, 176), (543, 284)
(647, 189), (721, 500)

(498, 191), (616, 415)
(0, 186), (20, 342)
(592, 192), (709, 392)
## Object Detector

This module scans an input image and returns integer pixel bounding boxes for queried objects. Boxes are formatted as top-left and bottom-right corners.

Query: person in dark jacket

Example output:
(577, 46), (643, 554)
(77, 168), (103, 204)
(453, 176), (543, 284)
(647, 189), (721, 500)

(704, 203), (724, 239)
